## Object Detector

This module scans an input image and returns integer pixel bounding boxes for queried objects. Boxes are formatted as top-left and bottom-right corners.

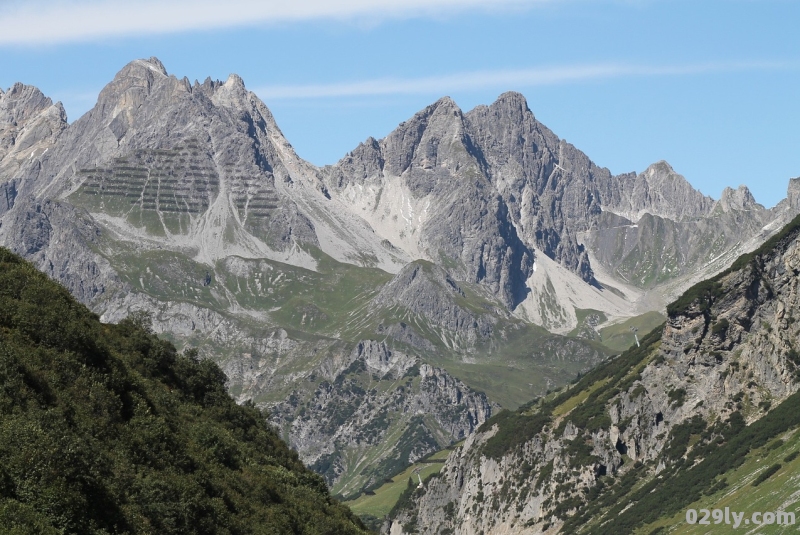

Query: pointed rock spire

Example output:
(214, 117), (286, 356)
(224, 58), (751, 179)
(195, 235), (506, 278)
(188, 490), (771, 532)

(716, 184), (760, 212)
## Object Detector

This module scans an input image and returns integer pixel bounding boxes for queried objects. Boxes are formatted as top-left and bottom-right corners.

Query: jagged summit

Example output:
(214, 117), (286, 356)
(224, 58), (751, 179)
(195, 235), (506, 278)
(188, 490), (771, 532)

(0, 59), (794, 337)
(485, 90), (533, 120)
(0, 82), (67, 179)
(467, 91), (532, 120)
(134, 56), (168, 75)
(609, 160), (715, 222)
(716, 184), (760, 212)
(1, 82), (62, 123)
(3, 57), (796, 328)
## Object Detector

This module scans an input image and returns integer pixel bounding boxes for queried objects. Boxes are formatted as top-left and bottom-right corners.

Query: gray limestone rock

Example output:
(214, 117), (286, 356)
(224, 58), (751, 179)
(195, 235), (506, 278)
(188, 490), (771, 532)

(270, 339), (498, 496)
(608, 160), (716, 222)
(715, 184), (761, 213)
(0, 179), (16, 218)
(328, 91), (800, 324)
(370, 260), (509, 350)
(0, 82), (67, 188)
(2, 58), (800, 513)
(0, 197), (122, 305)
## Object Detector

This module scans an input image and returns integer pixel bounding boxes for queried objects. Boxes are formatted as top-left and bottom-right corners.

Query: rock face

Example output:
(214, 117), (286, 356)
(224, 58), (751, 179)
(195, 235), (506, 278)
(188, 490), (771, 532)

(2, 61), (796, 328)
(0, 179), (17, 218)
(388, 215), (800, 534)
(270, 339), (498, 498)
(715, 184), (760, 213)
(607, 160), (715, 222)
(369, 261), (511, 352)
(0, 198), (122, 305)
(36, 58), (321, 257)
(326, 96), (535, 308)
(0, 83), (67, 181)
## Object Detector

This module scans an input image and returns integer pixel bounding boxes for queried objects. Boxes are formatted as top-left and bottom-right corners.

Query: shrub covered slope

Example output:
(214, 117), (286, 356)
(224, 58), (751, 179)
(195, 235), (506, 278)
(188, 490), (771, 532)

(0, 248), (368, 534)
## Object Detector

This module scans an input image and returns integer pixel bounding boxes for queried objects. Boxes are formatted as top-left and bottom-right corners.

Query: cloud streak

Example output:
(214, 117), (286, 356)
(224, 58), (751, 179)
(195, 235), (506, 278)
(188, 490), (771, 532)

(0, 0), (551, 45)
(254, 61), (798, 100)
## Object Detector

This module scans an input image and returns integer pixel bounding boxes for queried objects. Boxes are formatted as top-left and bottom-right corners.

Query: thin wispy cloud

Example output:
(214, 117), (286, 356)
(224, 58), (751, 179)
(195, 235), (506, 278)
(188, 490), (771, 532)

(254, 60), (798, 100)
(0, 0), (551, 46)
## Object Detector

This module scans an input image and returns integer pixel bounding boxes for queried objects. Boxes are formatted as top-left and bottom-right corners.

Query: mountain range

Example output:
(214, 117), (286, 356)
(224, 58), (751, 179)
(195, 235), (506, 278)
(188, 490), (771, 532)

(1, 57), (798, 501)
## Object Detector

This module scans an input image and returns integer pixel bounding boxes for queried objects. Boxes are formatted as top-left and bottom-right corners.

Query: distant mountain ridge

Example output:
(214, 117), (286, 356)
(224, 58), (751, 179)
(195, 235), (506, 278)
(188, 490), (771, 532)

(0, 57), (797, 498)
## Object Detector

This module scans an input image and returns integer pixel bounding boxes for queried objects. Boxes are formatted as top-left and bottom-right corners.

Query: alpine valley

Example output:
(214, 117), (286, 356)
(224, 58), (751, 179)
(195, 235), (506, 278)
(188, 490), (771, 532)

(2, 58), (799, 529)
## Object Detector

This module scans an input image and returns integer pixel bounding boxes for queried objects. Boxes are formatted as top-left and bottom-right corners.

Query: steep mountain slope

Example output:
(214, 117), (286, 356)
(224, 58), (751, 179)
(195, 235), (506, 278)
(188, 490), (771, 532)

(0, 247), (368, 534)
(388, 214), (800, 534)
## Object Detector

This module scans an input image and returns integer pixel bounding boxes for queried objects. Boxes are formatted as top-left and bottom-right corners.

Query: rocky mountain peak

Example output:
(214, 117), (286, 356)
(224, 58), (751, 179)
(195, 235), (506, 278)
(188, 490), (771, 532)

(1, 83), (60, 126)
(113, 56), (169, 85)
(140, 56), (168, 75)
(612, 160), (715, 221)
(716, 184), (760, 212)
(417, 96), (465, 130)
(433, 95), (459, 110)
(381, 95), (470, 178)
(0, 82), (67, 179)
(464, 91), (540, 150)
(95, 57), (179, 120)
(210, 73), (250, 108)
(488, 91), (532, 119)
(374, 260), (465, 305)
(367, 259), (515, 351)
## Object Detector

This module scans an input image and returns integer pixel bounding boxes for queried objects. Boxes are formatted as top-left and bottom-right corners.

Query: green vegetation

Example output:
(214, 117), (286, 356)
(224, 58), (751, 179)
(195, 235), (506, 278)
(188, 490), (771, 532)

(481, 410), (551, 460)
(345, 447), (452, 519)
(666, 279), (723, 317)
(551, 378), (611, 418)
(667, 387), (687, 408)
(566, 309), (607, 341)
(582, 390), (800, 534)
(597, 311), (666, 352)
(711, 317), (729, 336)
(638, 428), (800, 534)
(473, 324), (663, 463)
(0, 248), (367, 534)
(662, 415), (705, 460)
(751, 463), (781, 486)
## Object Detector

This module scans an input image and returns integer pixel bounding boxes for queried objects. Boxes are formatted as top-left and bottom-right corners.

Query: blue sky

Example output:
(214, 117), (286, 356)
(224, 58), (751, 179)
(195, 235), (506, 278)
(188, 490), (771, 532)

(1, 0), (798, 208)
